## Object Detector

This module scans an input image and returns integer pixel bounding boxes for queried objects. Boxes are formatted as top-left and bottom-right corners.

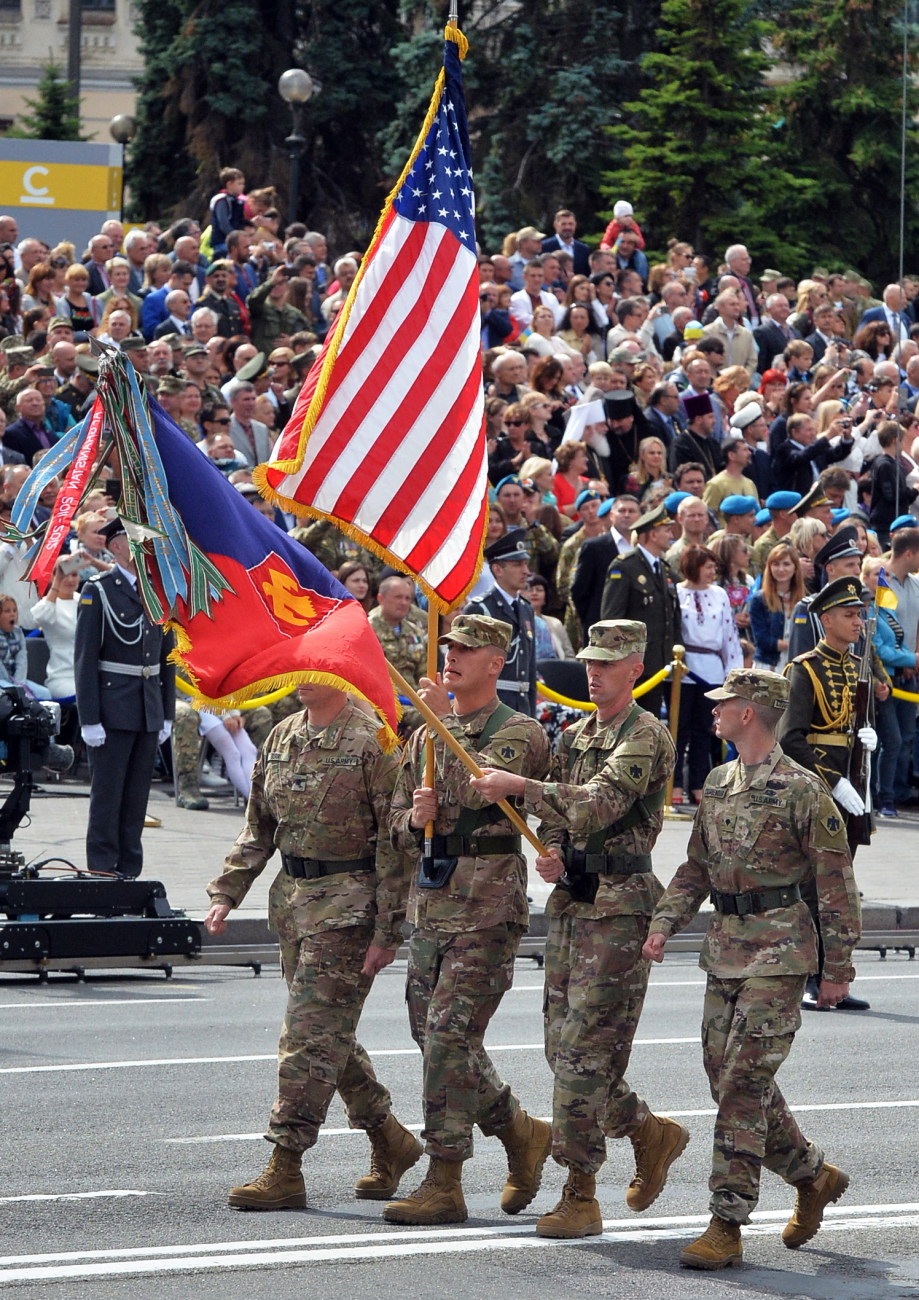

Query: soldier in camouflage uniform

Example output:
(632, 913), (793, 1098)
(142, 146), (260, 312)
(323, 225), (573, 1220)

(471, 620), (688, 1239)
(289, 516), (382, 582)
(644, 668), (861, 1270)
(204, 681), (420, 1211)
(383, 615), (552, 1226)
(368, 575), (428, 737)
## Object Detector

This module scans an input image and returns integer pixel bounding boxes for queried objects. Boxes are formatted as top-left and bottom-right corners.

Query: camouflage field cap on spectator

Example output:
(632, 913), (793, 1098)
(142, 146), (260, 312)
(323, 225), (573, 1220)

(5, 347), (34, 367)
(48, 316), (74, 332)
(157, 375), (186, 395)
(705, 668), (789, 711)
(120, 334), (147, 352)
(577, 619), (647, 662)
(438, 614), (512, 653)
(0, 334), (26, 352)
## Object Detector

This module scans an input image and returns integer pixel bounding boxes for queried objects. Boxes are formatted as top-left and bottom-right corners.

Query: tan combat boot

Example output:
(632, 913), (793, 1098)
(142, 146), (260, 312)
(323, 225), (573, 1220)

(227, 1143), (305, 1210)
(536, 1168), (602, 1239)
(354, 1115), (424, 1200)
(679, 1215), (743, 1269)
(175, 772), (209, 811)
(782, 1162), (849, 1248)
(626, 1112), (690, 1211)
(495, 1108), (553, 1214)
(382, 1157), (467, 1225)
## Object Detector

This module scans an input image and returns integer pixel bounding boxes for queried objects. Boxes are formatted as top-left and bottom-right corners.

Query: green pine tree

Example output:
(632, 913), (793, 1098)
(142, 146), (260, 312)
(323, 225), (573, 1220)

(600, 0), (801, 265)
(765, 0), (919, 282)
(15, 62), (86, 141)
(380, 0), (660, 252)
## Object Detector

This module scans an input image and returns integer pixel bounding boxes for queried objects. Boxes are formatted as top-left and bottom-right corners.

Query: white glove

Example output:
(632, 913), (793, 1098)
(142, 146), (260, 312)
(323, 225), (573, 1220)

(158, 720), (173, 744)
(833, 777), (865, 816)
(81, 723), (106, 748)
(857, 725), (878, 753)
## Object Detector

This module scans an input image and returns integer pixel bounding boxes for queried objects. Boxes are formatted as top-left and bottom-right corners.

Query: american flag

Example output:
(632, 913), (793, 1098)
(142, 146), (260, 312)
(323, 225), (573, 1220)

(258, 29), (487, 611)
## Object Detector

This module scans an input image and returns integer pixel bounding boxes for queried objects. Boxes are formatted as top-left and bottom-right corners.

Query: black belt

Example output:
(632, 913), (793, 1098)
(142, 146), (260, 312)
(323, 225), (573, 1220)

(563, 847), (653, 875)
(710, 884), (802, 916)
(281, 854), (374, 880)
(428, 833), (521, 857)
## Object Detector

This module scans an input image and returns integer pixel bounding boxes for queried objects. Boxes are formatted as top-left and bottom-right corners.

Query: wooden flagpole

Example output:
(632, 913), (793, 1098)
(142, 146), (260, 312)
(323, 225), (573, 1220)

(388, 661), (550, 856)
(422, 605), (440, 859)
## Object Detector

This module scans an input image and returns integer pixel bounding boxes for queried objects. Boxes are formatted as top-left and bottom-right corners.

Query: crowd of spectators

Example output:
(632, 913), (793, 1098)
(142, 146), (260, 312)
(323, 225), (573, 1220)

(2, 181), (919, 809)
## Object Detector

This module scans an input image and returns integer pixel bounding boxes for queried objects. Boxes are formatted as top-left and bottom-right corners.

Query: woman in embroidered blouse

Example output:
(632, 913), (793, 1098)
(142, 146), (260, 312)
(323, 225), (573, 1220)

(671, 544), (743, 806)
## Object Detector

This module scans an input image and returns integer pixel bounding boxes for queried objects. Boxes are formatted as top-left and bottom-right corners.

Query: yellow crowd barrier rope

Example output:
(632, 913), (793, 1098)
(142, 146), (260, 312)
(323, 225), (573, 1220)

(891, 686), (919, 703)
(536, 659), (676, 712)
(176, 676), (296, 711)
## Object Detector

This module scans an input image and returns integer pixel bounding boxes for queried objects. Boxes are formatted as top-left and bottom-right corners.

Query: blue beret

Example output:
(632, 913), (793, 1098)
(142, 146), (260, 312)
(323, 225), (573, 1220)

(575, 489), (602, 510)
(765, 490), (802, 511)
(598, 498), (614, 518)
(755, 508), (771, 526)
(720, 494), (757, 516)
(664, 491), (691, 515)
(890, 514), (917, 533)
(831, 508), (851, 525)
(495, 475), (522, 493)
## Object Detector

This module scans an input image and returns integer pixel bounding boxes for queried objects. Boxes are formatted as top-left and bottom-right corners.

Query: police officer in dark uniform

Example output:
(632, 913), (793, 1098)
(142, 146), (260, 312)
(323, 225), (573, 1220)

(74, 516), (176, 877)
(464, 529), (536, 715)
(600, 504), (681, 719)
(779, 576), (877, 1011)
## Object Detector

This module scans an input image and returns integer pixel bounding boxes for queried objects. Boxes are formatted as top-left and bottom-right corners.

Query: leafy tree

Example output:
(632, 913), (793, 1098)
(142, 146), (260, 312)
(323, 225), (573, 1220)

(129, 0), (404, 240)
(599, 0), (799, 264)
(14, 62), (86, 141)
(765, 0), (919, 282)
(380, 0), (661, 252)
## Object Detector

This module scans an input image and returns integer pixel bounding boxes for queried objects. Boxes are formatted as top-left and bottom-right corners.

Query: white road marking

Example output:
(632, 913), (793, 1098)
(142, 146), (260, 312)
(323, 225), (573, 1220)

(0, 998), (206, 1010)
(165, 1097), (919, 1143)
(0, 1038), (697, 1075)
(0, 1190), (160, 1205)
(0, 1203), (915, 1281)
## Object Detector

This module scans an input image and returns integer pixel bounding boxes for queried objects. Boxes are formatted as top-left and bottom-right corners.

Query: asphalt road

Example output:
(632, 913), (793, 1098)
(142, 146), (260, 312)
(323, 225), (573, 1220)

(1, 949), (917, 1300)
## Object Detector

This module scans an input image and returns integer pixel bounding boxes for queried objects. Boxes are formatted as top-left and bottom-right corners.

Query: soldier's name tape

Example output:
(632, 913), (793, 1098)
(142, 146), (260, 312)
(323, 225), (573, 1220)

(537, 658), (677, 712)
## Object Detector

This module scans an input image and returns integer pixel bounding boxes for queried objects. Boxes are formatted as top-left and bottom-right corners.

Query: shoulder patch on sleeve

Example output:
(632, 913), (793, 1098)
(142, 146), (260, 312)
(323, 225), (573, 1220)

(815, 809), (847, 849)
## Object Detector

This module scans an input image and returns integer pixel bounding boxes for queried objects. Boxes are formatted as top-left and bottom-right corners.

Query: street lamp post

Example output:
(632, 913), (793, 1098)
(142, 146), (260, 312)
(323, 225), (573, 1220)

(278, 68), (314, 228)
(109, 114), (136, 223)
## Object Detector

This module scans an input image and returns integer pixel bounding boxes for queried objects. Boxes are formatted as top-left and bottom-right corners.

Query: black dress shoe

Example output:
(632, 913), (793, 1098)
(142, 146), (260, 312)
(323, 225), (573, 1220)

(801, 977), (829, 1011)
(834, 993), (871, 1011)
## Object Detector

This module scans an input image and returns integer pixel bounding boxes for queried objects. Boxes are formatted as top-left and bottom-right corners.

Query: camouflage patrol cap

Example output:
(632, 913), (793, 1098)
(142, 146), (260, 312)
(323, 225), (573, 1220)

(438, 614), (512, 653)
(0, 334), (26, 353)
(577, 619), (647, 662)
(705, 668), (789, 711)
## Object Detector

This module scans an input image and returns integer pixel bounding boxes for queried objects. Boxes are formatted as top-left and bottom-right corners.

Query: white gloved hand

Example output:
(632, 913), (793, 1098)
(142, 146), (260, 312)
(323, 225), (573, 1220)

(833, 777), (865, 816)
(81, 723), (106, 748)
(857, 725), (878, 752)
(158, 720), (173, 744)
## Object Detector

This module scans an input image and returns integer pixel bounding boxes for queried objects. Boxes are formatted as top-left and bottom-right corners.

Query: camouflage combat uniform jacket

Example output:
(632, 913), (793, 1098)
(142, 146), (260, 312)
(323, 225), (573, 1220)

(522, 702), (675, 920)
(289, 518), (382, 580)
(390, 700), (550, 933)
(648, 743), (860, 983)
(207, 701), (409, 950)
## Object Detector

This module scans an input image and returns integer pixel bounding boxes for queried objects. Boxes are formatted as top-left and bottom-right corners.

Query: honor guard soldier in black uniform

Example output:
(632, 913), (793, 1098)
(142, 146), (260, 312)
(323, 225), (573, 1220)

(464, 529), (537, 716)
(600, 503), (682, 719)
(778, 576), (877, 1011)
(786, 527), (863, 659)
(75, 516), (176, 878)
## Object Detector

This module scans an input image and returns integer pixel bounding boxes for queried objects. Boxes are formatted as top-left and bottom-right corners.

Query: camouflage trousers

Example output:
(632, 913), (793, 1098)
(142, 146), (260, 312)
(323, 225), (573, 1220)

(406, 924), (522, 1161)
(265, 916), (392, 1153)
(702, 973), (823, 1224)
(544, 910), (652, 1174)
